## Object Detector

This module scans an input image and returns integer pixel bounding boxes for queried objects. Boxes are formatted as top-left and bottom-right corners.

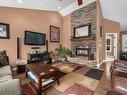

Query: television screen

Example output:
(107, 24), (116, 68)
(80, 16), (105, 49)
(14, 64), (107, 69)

(25, 31), (46, 45)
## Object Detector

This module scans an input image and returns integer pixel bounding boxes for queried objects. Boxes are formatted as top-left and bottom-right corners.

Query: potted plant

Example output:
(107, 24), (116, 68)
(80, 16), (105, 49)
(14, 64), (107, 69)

(55, 45), (72, 62)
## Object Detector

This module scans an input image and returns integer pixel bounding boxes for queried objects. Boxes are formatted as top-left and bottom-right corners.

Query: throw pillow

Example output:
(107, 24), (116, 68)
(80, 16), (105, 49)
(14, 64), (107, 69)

(0, 51), (9, 67)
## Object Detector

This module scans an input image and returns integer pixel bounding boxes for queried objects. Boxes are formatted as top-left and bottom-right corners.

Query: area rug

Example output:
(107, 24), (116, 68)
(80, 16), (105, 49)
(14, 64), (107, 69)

(106, 91), (122, 95)
(23, 83), (36, 95)
(57, 71), (67, 79)
(72, 66), (83, 72)
(61, 83), (93, 95)
(54, 72), (99, 92)
(85, 69), (104, 80)
(61, 66), (74, 73)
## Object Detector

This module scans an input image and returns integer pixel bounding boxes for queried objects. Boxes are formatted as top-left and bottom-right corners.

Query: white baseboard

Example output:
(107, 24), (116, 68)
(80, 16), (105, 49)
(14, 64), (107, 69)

(97, 59), (114, 68)
(97, 60), (107, 68)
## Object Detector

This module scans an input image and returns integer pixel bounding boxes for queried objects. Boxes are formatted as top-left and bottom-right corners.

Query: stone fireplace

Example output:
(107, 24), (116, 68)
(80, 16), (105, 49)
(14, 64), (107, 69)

(71, 40), (96, 60)
(71, 1), (96, 61)
(72, 43), (94, 60)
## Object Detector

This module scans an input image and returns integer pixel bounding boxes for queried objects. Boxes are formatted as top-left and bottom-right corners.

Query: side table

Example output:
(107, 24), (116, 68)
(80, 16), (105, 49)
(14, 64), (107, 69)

(16, 60), (27, 73)
(17, 65), (26, 73)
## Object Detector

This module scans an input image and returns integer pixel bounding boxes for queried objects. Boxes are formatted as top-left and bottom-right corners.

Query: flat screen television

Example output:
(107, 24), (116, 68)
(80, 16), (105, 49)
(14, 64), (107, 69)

(24, 31), (46, 45)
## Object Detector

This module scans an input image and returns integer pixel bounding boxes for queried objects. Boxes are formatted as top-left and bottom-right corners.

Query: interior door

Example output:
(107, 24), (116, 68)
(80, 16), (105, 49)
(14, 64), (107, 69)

(106, 33), (117, 60)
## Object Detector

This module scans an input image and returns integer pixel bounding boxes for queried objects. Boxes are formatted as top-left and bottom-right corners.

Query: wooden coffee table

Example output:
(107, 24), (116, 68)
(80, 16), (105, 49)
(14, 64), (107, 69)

(26, 63), (60, 95)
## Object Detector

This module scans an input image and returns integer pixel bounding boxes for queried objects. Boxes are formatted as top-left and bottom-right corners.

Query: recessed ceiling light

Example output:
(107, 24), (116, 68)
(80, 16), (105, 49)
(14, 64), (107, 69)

(17, 0), (23, 3)
(58, 6), (61, 9)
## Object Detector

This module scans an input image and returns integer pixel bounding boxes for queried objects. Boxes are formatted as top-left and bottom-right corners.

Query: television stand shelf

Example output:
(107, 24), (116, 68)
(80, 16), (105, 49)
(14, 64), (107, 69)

(27, 52), (51, 64)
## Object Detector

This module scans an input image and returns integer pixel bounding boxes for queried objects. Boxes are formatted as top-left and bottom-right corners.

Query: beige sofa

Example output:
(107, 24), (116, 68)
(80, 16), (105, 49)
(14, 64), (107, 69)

(0, 65), (22, 95)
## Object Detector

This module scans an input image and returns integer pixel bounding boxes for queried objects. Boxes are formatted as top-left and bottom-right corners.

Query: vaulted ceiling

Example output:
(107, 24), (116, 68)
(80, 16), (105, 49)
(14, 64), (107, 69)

(0, 0), (127, 31)
(0, 0), (75, 11)
(100, 0), (127, 31)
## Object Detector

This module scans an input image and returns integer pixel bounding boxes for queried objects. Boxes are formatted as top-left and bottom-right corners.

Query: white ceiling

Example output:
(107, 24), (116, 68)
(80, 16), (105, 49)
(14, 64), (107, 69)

(0, 0), (75, 11)
(100, 0), (127, 31)
(59, 0), (96, 16)
(0, 0), (127, 31)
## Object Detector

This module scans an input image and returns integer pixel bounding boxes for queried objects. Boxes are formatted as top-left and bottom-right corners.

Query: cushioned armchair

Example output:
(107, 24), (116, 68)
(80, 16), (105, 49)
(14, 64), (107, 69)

(110, 60), (127, 95)
(0, 51), (23, 95)
(0, 79), (23, 95)
(0, 65), (12, 78)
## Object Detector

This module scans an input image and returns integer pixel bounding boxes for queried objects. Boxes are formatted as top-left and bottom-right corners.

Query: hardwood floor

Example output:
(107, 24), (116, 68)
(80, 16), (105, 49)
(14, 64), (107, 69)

(94, 62), (112, 95)
(15, 62), (113, 95)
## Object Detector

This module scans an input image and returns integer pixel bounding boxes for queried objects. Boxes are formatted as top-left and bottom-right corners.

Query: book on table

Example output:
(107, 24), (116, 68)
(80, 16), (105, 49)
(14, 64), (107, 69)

(27, 71), (55, 86)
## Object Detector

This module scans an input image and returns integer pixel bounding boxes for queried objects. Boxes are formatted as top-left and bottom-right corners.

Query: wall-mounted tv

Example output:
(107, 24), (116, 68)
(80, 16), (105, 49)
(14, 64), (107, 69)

(24, 31), (46, 45)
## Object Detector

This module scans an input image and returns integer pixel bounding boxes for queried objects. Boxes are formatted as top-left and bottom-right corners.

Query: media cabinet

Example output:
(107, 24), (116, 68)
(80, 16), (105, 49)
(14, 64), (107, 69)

(27, 52), (52, 64)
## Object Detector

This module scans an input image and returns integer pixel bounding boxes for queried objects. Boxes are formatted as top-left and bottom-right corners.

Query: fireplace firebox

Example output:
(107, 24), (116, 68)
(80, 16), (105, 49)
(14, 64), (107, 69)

(74, 45), (94, 60)
(76, 47), (90, 56)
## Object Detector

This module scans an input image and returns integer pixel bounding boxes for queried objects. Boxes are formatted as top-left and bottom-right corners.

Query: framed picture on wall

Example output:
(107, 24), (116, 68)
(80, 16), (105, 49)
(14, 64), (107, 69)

(50, 25), (60, 42)
(0, 23), (10, 39)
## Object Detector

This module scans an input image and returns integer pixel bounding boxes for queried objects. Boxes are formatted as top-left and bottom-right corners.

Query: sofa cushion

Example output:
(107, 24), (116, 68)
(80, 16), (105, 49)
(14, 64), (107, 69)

(0, 65), (12, 78)
(0, 79), (22, 95)
(0, 51), (9, 67)
(0, 75), (12, 83)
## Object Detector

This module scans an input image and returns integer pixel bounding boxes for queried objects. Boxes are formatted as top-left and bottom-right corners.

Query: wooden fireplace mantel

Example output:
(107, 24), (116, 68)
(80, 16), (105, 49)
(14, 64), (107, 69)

(71, 37), (96, 42)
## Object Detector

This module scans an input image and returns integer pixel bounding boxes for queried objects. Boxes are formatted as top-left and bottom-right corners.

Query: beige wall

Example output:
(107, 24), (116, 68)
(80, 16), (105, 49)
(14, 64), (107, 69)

(62, 14), (71, 49)
(62, 1), (120, 64)
(103, 18), (120, 59)
(96, 0), (120, 63)
(62, 0), (120, 65)
(0, 7), (62, 66)
(96, 0), (104, 64)
(0, 4), (120, 66)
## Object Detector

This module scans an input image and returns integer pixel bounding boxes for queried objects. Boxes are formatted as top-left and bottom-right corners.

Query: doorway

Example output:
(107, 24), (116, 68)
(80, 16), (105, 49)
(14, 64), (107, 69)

(106, 33), (117, 60)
